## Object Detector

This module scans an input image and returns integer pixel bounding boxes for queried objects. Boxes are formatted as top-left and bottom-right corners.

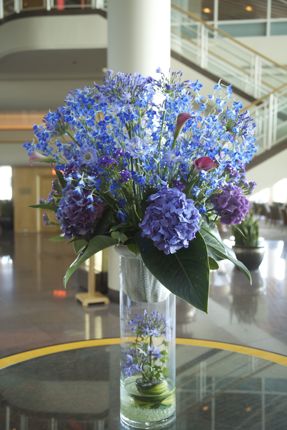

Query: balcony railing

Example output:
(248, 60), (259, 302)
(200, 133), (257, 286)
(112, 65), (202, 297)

(247, 83), (287, 155)
(1, 0), (287, 159)
(171, 4), (287, 99)
(0, 0), (106, 19)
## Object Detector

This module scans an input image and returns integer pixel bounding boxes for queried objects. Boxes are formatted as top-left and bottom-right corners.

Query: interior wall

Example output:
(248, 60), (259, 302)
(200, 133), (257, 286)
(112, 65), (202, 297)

(236, 35), (287, 64)
(247, 149), (287, 194)
(13, 166), (58, 233)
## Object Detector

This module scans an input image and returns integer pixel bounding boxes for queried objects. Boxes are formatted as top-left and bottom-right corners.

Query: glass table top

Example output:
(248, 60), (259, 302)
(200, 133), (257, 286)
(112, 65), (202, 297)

(0, 339), (286, 429)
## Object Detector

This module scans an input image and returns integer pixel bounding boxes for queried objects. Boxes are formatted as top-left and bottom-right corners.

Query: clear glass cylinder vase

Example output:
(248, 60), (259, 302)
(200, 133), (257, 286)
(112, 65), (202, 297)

(118, 246), (176, 429)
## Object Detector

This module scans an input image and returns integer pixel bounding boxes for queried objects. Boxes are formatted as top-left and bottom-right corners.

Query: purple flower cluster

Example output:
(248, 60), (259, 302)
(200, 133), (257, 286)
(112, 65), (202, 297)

(56, 185), (104, 238)
(140, 188), (200, 255)
(129, 309), (166, 337)
(212, 185), (250, 225)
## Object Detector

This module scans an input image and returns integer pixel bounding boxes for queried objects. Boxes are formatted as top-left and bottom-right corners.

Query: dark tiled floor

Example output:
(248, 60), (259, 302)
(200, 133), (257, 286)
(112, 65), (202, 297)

(0, 225), (286, 357)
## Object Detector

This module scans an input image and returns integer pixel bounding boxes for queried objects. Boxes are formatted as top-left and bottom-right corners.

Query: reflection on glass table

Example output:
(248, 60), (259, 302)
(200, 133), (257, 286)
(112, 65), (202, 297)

(0, 339), (286, 429)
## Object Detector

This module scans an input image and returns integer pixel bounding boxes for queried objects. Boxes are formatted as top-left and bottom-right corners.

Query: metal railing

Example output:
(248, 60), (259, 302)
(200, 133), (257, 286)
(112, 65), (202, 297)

(171, 4), (287, 99)
(1, 0), (287, 159)
(247, 83), (287, 155)
(0, 0), (105, 19)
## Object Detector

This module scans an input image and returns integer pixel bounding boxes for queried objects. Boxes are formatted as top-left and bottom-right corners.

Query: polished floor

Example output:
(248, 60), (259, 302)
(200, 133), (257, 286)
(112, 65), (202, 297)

(0, 224), (287, 358)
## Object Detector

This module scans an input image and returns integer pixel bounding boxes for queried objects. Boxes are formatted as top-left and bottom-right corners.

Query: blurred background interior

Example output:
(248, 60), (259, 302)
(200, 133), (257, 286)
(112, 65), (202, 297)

(0, 0), (286, 365)
(0, 2), (287, 429)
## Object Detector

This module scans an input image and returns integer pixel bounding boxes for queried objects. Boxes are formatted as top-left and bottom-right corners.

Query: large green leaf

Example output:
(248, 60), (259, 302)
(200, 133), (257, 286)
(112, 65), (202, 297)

(200, 225), (251, 283)
(72, 239), (87, 254)
(138, 233), (210, 312)
(64, 235), (117, 287)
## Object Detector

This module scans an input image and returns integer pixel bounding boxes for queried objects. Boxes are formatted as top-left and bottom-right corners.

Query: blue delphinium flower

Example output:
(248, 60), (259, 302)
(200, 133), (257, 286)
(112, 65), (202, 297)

(140, 188), (200, 255)
(211, 184), (250, 224)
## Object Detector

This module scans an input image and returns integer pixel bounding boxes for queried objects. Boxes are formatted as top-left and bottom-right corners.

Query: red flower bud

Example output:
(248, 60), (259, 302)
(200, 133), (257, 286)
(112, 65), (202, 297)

(174, 113), (192, 139)
(194, 156), (217, 171)
(176, 113), (192, 129)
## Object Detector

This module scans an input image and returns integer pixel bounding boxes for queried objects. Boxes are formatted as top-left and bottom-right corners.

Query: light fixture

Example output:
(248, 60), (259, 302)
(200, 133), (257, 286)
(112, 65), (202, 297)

(245, 5), (253, 12)
(202, 7), (212, 14)
(202, 405), (209, 411)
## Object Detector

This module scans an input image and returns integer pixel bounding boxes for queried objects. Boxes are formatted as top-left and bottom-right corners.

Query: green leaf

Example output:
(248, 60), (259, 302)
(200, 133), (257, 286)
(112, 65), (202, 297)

(209, 257), (219, 270)
(72, 239), (87, 254)
(200, 225), (251, 283)
(127, 242), (140, 255)
(64, 235), (117, 287)
(95, 208), (115, 235)
(30, 203), (56, 211)
(137, 233), (209, 312)
(49, 235), (66, 242)
(111, 231), (128, 243)
(56, 170), (66, 188)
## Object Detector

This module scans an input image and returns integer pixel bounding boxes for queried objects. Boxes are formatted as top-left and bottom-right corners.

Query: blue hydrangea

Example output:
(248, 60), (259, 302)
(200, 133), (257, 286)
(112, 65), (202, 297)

(56, 185), (104, 238)
(140, 188), (200, 255)
(211, 185), (250, 224)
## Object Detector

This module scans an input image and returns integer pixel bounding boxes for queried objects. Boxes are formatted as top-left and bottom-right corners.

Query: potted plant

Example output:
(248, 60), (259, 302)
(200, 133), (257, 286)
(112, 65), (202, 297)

(232, 212), (265, 271)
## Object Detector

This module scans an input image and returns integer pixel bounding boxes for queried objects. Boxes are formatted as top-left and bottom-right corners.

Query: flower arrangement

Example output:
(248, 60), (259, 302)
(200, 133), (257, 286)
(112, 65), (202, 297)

(24, 70), (256, 312)
(122, 309), (174, 410)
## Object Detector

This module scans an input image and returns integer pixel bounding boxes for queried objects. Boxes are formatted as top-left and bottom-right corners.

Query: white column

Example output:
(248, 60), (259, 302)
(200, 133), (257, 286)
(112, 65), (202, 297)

(107, 0), (171, 297)
(108, 0), (171, 76)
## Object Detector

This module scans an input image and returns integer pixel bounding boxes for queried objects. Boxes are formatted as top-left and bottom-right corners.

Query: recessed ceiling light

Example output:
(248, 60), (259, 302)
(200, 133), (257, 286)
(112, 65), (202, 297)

(202, 7), (212, 14)
(245, 5), (253, 12)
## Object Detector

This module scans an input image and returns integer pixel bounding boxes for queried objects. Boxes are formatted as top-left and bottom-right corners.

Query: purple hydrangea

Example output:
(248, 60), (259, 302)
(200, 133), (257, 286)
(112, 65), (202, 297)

(212, 185), (250, 225)
(139, 188), (200, 255)
(56, 185), (104, 238)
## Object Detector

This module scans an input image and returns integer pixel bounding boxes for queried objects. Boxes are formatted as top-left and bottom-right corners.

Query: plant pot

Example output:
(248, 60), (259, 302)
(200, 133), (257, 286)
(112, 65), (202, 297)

(117, 246), (176, 429)
(233, 244), (265, 271)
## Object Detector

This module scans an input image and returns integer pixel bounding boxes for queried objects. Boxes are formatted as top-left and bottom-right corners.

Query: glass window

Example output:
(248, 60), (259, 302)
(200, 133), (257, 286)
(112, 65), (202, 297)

(219, 0), (267, 21)
(271, 0), (287, 18)
(0, 166), (12, 200)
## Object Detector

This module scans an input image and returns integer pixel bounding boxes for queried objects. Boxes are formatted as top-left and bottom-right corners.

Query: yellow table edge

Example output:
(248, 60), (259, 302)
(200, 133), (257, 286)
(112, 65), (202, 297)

(0, 338), (286, 369)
